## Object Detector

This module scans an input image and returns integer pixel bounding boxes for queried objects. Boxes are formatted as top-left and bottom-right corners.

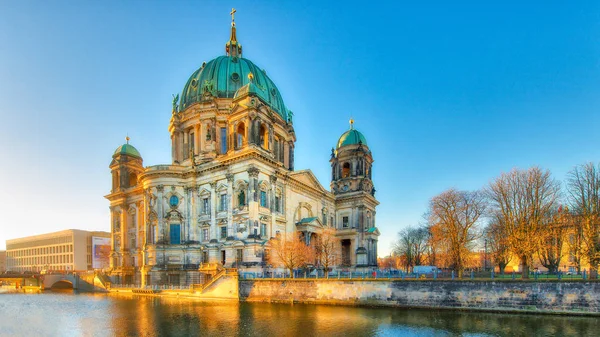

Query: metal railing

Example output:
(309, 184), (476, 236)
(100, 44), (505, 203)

(238, 269), (600, 281)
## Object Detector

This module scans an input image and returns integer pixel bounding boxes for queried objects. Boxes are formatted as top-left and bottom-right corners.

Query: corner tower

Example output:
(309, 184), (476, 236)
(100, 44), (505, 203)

(330, 120), (374, 195)
(331, 120), (379, 269)
(110, 137), (143, 193)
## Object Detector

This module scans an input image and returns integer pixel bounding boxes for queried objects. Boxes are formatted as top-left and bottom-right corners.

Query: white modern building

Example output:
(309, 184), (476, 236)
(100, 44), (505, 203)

(5, 229), (110, 272)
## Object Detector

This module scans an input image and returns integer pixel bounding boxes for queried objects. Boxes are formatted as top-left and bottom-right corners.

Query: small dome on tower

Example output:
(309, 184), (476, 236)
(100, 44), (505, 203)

(113, 138), (142, 159)
(336, 120), (368, 149)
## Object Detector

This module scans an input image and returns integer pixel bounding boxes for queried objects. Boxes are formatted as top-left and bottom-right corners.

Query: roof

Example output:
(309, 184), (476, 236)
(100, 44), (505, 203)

(179, 55), (291, 122)
(296, 217), (318, 224)
(113, 143), (142, 159)
(337, 128), (368, 149)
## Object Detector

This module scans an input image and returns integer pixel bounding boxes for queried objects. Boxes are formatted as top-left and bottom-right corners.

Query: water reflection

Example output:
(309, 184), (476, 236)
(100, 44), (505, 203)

(1, 292), (599, 337)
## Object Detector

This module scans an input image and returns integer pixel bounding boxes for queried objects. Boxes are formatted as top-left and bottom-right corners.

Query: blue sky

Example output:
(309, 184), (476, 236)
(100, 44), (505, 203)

(1, 1), (599, 255)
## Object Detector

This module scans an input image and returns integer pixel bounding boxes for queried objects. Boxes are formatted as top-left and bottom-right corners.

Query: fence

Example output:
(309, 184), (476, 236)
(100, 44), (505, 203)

(238, 269), (598, 281)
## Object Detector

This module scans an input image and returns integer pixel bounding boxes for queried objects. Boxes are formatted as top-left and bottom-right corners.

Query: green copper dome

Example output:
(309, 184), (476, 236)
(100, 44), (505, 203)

(113, 143), (142, 159)
(337, 128), (368, 149)
(179, 56), (291, 121)
(178, 18), (291, 122)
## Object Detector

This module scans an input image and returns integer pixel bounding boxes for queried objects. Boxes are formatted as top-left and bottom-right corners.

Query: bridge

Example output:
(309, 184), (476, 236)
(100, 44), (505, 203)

(43, 272), (109, 292)
(0, 273), (109, 292)
(42, 274), (78, 289)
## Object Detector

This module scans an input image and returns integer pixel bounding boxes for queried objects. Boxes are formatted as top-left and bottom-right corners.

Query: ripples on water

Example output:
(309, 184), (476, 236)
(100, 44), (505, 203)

(0, 292), (599, 337)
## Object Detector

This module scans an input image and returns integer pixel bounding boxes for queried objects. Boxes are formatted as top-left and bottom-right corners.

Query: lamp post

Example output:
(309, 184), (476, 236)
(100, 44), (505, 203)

(484, 238), (488, 272)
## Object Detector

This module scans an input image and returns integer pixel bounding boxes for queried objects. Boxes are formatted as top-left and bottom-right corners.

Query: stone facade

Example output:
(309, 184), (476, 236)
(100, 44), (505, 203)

(0, 250), (5, 273)
(240, 279), (600, 314)
(105, 15), (379, 285)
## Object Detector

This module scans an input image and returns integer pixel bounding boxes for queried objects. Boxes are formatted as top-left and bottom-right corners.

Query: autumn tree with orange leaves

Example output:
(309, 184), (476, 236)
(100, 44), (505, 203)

(428, 188), (487, 278)
(267, 233), (313, 278)
(486, 167), (560, 279)
(314, 228), (341, 278)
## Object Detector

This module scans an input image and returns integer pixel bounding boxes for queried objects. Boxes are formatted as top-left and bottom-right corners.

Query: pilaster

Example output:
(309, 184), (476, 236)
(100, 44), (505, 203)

(226, 173), (234, 237)
(210, 182), (217, 241)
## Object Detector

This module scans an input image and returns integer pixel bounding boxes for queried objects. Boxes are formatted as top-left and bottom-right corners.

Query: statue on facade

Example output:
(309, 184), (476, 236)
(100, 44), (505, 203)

(172, 93), (179, 111)
(238, 190), (246, 207)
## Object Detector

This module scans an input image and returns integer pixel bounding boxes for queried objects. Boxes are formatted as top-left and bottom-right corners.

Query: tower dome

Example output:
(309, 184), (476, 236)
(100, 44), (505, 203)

(336, 120), (368, 149)
(113, 142), (141, 159)
(177, 13), (291, 122)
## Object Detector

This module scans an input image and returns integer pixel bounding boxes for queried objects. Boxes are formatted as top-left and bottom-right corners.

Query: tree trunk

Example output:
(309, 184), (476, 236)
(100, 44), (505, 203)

(499, 262), (507, 275)
(590, 266), (598, 280)
(521, 257), (529, 279)
(289, 268), (294, 279)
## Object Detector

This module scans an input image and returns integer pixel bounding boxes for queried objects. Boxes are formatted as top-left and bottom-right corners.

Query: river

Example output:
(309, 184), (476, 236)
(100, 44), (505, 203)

(0, 291), (599, 336)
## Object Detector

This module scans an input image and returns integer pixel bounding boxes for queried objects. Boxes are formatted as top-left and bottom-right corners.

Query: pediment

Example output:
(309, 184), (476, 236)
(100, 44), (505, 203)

(289, 170), (327, 193)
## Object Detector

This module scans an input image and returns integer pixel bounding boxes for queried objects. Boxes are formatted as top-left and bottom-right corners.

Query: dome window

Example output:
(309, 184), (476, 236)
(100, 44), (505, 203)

(191, 79), (198, 88)
(270, 88), (277, 97)
(231, 73), (240, 82)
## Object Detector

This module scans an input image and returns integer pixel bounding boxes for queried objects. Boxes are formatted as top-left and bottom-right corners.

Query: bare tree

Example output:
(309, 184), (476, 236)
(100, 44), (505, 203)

(392, 226), (428, 272)
(267, 233), (312, 278)
(484, 218), (512, 274)
(314, 228), (341, 278)
(567, 163), (600, 278)
(486, 167), (560, 279)
(428, 189), (487, 278)
(537, 206), (568, 274)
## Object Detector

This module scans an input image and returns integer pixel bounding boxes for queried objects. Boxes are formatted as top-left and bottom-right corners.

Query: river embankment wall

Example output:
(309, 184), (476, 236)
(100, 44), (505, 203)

(239, 279), (600, 315)
(109, 275), (239, 300)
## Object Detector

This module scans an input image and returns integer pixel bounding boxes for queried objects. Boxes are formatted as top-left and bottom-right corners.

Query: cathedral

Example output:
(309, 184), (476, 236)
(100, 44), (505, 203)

(105, 12), (379, 285)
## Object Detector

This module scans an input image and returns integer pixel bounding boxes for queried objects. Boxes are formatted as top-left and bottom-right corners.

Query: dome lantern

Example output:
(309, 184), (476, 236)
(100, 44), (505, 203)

(225, 8), (242, 58)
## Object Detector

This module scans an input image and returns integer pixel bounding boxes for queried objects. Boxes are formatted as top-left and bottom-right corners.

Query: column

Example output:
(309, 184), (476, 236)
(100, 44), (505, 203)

(191, 187), (198, 241)
(185, 187), (192, 242)
(210, 182), (217, 241)
(269, 175), (277, 239)
(120, 204), (128, 267)
(226, 173), (234, 237)
(288, 142), (295, 171)
(179, 130), (185, 161)
(268, 125), (274, 151)
(156, 185), (165, 242)
(283, 142), (289, 169)
(195, 125), (200, 155)
(248, 167), (259, 202)
(109, 206), (117, 269)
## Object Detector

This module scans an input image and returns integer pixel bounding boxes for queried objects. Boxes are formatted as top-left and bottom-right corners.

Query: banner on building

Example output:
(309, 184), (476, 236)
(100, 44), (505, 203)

(92, 237), (111, 269)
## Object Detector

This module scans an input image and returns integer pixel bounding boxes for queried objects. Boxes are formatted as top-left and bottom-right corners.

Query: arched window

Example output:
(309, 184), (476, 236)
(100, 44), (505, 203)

(259, 124), (268, 149)
(236, 123), (245, 149)
(128, 173), (137, 188)
(342, 162), (350, 178)
(112, 172), (119, 191)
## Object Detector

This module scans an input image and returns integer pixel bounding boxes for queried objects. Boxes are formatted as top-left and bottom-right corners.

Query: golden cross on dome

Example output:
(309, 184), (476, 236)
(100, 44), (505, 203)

(230, 8), (236, 24)
(349, 118), (354, 129)
(126, 135), (130, 144)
